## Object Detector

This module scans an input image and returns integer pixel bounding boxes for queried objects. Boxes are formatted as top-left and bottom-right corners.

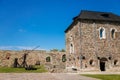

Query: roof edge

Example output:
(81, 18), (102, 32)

(65, 10), (120, 33)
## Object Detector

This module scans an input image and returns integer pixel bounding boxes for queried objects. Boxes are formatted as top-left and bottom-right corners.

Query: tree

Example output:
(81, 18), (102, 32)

(60, 49), (65, 52)
(50, 49), (59, 52)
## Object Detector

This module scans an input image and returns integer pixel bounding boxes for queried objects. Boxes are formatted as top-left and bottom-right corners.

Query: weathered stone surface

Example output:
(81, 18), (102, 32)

(65, 20), (120, 72)
(0, 50), (66, 72)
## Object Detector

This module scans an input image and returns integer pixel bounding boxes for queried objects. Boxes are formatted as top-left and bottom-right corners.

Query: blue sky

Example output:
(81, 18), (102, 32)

(0, 0), (120, 50)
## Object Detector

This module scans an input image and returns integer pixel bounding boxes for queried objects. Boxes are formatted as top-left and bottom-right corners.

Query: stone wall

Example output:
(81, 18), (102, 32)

(65, 20), (120, 72)
(0, 50), (66, 72)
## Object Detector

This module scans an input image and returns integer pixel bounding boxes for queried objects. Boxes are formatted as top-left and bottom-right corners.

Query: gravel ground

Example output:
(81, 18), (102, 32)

(0, 73), (99, 80)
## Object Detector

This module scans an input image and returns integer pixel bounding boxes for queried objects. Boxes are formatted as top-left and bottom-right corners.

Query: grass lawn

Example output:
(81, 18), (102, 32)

(83, 74), (120, 80)
(0, 65), (47, 73)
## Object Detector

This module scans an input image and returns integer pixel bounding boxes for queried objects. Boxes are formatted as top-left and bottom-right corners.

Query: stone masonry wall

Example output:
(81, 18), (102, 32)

(65, 21), (81, 69)
(0, 50), (66, 72)
(66, 20), (120, 72)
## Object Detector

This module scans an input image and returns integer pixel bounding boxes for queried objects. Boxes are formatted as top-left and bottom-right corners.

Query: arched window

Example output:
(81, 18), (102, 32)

(111, 29), (116, 39)
(62, 54), (66, 62)
(99, 28), (106, 39)
(89, 60), (94, 66)
(70, 43), (74, 54)
(100, 28), (103, 38)
(46, 56), (51, 62)
(114, 60), (118, 66)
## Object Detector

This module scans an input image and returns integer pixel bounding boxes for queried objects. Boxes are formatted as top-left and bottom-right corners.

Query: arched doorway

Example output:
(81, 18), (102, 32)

(100, 57), (107, 71)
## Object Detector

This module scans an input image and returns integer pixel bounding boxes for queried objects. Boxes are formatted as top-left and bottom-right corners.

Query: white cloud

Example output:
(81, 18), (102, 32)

(0, 46), (46, 51)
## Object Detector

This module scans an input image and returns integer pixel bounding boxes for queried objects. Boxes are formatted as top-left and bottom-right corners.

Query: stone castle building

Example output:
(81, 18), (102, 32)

(65, 10), (120, 71)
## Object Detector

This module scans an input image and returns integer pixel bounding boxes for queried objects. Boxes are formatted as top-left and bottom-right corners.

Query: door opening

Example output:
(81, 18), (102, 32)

(99, 57), (107, 71)
(100, 61), (105, 71)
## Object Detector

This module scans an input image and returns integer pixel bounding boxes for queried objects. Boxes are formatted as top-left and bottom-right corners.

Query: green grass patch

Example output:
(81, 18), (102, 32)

(0, 65), (47, 73)
(83, 74), (120, 80)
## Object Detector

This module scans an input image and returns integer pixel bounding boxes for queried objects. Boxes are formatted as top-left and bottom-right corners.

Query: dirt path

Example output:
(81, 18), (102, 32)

(0, 73), (99, 80)
(52, 73), (99, 80)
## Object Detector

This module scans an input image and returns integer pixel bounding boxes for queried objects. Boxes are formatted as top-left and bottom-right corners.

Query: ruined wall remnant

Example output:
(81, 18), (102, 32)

(0, 50), (66, 72)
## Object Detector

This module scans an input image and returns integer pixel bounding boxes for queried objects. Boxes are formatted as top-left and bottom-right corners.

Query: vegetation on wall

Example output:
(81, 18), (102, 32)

(50, 49), (59, 52)
(50, 49), (65, 52)
(60, 49), (65, 52)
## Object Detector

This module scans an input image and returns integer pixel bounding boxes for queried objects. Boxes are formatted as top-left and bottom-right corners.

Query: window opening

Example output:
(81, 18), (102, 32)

(111, 29), (115, 39)
(99, 28), (105, 39)
(46, 56), (51, 62)
(89, 60), (94, 65)
(114, 60), (118, 66)
(70, 43), (74, 54)
(62, 54), (66, 62)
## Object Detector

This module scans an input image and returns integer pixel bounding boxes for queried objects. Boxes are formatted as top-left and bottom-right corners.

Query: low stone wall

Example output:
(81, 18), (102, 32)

(0, 50), (66, 72)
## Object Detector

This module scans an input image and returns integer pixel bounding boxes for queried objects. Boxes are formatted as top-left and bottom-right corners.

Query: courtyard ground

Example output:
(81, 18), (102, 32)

(0, 73), (99, 80)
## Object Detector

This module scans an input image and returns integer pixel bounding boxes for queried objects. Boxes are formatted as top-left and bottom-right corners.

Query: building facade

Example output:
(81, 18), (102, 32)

(65, 10), (120, 71)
